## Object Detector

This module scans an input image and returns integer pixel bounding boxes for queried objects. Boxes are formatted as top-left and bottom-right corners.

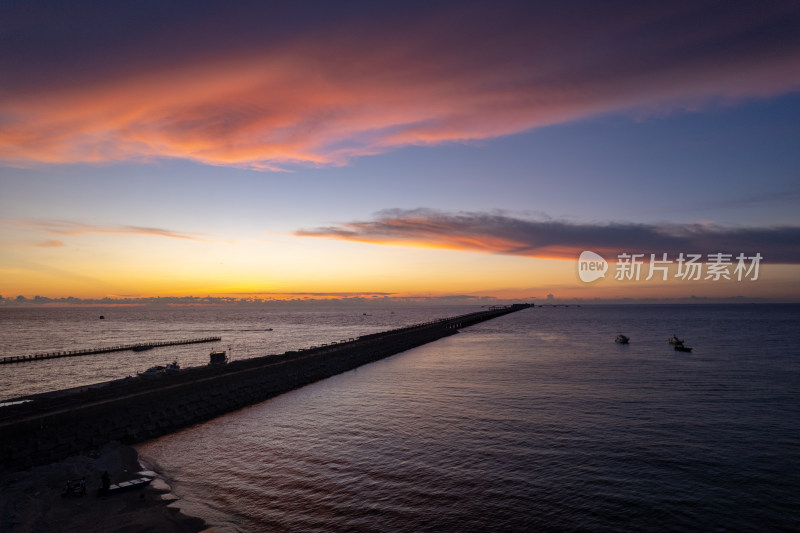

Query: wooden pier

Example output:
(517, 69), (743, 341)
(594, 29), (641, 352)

(0, 336), (221, 365)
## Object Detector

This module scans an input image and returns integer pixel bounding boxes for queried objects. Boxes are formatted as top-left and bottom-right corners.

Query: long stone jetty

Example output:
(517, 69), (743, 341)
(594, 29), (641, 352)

(0, 305), (530, 469)
(0, 337), (222, 365)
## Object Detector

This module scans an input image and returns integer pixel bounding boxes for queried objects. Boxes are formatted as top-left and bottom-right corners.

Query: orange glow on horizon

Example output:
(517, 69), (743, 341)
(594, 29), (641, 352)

(2, 212), (797, 303)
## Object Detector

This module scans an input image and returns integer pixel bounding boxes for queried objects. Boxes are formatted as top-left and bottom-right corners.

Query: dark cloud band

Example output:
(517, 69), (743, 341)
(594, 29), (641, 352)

(297, 209), (800, 263)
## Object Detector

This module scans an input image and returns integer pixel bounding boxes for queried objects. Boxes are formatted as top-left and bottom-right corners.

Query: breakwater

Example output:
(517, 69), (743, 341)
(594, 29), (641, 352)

(0, 337), (222, 365)
(0, 305), (529, 469)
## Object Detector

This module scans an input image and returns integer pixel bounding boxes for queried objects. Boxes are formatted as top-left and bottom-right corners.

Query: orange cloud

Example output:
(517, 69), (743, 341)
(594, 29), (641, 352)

(36, 240), (64, 248)
(1, 2), (799, 170)
(13, 220), (208, 241)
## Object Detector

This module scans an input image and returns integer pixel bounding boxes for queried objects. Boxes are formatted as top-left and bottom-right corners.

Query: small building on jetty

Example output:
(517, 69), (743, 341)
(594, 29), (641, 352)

(0, 305), (530, 469)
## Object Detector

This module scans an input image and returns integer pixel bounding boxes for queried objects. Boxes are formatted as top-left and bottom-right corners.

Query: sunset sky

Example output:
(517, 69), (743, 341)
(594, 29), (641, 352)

(1, 0), (799, 302)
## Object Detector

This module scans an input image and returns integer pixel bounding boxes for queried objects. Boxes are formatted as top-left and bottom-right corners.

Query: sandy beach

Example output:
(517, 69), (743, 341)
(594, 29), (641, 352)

(0, 441), (209, 532)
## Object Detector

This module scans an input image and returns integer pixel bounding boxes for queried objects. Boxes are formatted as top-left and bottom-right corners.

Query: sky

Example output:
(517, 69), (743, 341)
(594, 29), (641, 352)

(1, 0), (799, 302)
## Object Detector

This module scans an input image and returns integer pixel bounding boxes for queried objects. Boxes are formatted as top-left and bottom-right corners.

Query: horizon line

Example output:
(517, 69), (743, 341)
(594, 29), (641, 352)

(1, 295), (798, 306)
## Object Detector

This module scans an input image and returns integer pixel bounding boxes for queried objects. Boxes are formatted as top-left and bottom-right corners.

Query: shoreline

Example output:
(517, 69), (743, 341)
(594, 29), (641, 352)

(0, 441), (210, 532)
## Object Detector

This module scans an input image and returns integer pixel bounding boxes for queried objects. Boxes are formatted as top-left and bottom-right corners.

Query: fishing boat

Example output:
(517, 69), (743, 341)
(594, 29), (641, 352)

(615, 334), (630, 344)
(668, 335), (684, 345)
(98, 476), (152, 496)
(674, 345), (693, 352)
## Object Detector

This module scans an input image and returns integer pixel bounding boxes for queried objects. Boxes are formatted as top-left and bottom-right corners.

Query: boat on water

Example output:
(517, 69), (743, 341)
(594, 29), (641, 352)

(132, 345), (153, 352)
(668, 335), (684, 345)
(674, 345), (693, 352)
(615, 334), (630, 344)
(97, 476), (152, 496)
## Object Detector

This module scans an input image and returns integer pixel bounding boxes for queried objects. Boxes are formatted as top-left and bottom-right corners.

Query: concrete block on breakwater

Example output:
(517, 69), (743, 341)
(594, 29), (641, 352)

(0, 305), (530, 469)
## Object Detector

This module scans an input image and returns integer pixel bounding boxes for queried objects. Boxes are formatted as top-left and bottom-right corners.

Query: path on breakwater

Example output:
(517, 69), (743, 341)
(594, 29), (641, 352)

(0, 305), (530, 469)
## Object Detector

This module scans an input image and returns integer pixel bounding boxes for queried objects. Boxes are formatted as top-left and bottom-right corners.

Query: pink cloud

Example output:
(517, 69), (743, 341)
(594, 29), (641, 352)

(1, 2), (798, 170)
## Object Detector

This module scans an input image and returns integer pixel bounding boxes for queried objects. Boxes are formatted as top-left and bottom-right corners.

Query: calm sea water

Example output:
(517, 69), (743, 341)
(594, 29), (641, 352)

(3, 304), (799, 531)
(128, 304), (800, 532)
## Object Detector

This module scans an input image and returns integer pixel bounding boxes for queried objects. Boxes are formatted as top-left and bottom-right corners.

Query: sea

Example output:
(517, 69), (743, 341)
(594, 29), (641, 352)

(1, 303), (799, 532)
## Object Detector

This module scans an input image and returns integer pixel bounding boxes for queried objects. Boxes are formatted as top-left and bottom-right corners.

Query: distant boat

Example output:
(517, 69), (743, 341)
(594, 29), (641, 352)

(99, 315), (105, 320)
(674, 345), (693, 352)
(668, 335), (684, 345)
(615, 334), (630, 344)
(132, 345), (153, 352)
